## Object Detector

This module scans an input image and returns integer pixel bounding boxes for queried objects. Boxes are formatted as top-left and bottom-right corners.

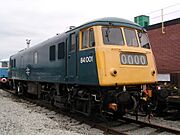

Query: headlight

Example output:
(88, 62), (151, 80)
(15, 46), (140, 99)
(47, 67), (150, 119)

(110, 68), (118, 76)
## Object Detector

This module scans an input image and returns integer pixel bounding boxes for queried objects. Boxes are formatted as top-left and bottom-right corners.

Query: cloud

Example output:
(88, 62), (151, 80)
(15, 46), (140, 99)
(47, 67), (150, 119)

(0, 0), (179, 60)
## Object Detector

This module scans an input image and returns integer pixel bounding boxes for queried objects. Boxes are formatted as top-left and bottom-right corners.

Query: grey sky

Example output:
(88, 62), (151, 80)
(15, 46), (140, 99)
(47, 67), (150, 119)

(0, 0), (179, 60)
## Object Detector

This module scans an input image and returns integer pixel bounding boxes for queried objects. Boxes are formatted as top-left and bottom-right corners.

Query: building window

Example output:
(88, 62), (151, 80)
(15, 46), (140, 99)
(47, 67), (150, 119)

(82, 28), (95, 49)
(2, 62), (8, 67)
(49, 45), (56, 61)
(33, 52), (38, 64)
(58, 42), (65, 59)
(124, 28), (138, 47)
(70, 33), (75, 52)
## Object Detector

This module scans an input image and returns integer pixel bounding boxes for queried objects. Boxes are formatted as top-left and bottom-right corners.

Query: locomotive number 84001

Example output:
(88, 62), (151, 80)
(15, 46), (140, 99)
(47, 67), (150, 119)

(8, 17), (168, 119)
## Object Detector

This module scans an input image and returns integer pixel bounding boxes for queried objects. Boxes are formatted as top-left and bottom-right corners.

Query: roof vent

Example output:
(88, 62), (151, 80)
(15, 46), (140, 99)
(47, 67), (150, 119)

(26, 39), (31, 49)
(69, 26), (76, 30)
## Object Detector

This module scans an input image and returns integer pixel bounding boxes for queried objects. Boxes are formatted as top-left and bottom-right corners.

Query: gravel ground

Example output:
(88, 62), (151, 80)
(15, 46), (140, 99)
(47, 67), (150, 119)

(0, 89), (104, 135)
(1, 89), (179, 135)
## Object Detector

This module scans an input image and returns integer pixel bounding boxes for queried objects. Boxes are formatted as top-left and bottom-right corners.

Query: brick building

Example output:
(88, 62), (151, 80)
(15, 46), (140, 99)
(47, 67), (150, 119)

(146, 18), (180, 86)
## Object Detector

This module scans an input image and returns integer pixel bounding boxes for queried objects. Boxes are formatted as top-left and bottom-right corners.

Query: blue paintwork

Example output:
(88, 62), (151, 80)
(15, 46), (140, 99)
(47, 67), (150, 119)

(0, 68), (8, 78)
(9, 17), (142, 85)
(0, 59), (9, 79)
(78, 48), (98, 85)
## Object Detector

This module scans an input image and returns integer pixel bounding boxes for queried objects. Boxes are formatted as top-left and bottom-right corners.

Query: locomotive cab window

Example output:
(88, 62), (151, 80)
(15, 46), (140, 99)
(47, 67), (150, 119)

(124, 28), (138, 47)
(102, 27), (124, 45)
(138, 32), (150, 49)
(81, 28), (95, 49)
(89, 28), (95, 47)
(49, 45), (56, 61)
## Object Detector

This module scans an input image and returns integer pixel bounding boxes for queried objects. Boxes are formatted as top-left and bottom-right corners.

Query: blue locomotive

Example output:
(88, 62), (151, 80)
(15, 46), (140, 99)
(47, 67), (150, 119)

(8, 17), (168, 118)
(0, 58), (9, 88)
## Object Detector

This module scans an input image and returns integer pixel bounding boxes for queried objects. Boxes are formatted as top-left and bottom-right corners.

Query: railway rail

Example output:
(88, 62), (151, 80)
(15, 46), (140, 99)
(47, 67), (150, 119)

(90, 116), (180, 135)
(2, 88), (180, 135)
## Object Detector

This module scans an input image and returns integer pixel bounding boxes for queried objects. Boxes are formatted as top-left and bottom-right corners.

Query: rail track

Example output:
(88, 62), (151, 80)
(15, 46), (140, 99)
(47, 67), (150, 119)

(2, 88), (180, 135)
(90, 116), (180, 135)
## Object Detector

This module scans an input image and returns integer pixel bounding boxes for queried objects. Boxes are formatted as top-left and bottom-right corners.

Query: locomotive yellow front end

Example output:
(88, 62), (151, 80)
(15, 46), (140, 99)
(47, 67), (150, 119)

(95, 26), (157, 86)
(93, 23), (162, 117)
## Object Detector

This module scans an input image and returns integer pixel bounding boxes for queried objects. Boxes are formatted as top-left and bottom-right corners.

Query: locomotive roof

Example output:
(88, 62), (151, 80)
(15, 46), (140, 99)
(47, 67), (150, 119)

(11, 33), (67, 57)
(67, 17), (143, 33)
(11, 17), (143, 58)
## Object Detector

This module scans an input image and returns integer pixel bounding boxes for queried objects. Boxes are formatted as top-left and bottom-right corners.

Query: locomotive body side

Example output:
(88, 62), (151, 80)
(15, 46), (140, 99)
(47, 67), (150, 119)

(9, 32), (99, 86)
(9, 36), (67, 83)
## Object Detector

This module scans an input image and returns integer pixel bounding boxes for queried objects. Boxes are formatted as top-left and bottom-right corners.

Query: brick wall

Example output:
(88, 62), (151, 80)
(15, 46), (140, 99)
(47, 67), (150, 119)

(147, 18), (180, 74)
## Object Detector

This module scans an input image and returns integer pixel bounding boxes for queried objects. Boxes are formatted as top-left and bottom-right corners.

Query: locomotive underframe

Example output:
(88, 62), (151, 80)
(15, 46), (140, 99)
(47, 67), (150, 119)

(9, 79), (168, 118)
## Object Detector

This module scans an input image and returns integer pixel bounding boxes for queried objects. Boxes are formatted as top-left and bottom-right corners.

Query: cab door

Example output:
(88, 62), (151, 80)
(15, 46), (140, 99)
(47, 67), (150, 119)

(67, 32), (78, 83)
(78, 27), (98, 85)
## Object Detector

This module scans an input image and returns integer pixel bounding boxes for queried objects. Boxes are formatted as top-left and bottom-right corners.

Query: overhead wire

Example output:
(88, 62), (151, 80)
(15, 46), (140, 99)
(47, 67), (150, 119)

(147, 3), (180, 15)
(132, 3), (180, 23)
(146, 3), (180, 24)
